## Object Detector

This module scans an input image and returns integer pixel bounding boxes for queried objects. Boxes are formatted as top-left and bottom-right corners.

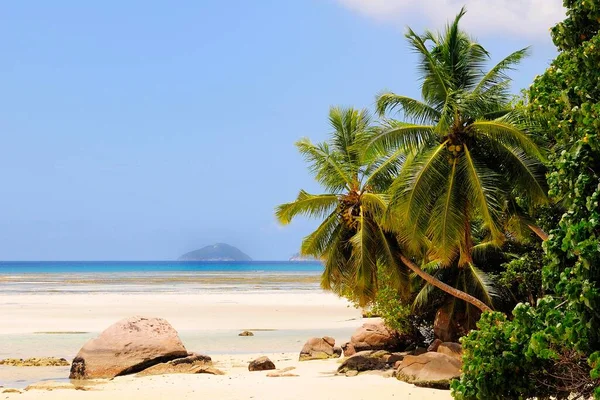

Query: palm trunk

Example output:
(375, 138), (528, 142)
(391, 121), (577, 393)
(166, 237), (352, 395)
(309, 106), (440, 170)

(399, 254), (492, 313)
(527, 224), (549, 241)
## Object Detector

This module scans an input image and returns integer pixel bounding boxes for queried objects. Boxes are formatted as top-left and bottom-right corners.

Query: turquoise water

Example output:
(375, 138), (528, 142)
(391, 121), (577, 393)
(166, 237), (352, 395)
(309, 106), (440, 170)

(0, 261), (323, 274)
(0, 261), (324, 294)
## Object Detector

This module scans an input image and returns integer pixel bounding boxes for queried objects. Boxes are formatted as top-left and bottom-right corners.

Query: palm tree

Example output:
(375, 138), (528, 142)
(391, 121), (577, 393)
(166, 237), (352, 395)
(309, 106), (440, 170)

(275, 106), (410, 306)
(368, 8), (548, 311)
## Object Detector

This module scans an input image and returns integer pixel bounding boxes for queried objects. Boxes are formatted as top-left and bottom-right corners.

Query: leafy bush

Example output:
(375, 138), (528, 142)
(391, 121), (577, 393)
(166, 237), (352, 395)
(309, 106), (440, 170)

(453, 1), (600, 398)
(370, 278), (414, 334)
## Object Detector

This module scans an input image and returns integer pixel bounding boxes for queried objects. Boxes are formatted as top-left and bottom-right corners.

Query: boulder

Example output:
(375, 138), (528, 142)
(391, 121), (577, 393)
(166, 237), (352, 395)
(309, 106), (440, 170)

(437, 342), (462, 362)
(239, 331), (254, 336)
(427, 339), (443, 352)
(136, 353), (223, 376)
(396, 352), (461, 389)
(299, 337), (342, 361)
(348, 320), (400, 353)
(248, 356), (276, 371)
(341, 342), (356, 357)
(69, 316), (188, 379)
(337, 350), (391, 374)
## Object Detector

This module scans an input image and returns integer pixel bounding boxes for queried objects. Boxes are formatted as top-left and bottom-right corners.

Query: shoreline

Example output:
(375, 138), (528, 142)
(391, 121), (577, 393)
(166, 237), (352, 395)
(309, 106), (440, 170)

(0, 287), (453, 399)
(1, 353), (453, 399)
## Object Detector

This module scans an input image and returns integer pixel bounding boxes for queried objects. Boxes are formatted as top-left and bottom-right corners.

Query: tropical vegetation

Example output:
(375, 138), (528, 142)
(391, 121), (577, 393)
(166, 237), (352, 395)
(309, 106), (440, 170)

(453, 0), (600, 397)
(276, 1), (599, 398)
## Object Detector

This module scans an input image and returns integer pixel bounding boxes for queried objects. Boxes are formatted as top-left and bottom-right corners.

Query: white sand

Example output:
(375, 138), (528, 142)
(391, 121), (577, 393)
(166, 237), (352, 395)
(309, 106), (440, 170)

(0, 292), (360, 334)
(2, 353), (452, 399)
(0, 292), (452, 399)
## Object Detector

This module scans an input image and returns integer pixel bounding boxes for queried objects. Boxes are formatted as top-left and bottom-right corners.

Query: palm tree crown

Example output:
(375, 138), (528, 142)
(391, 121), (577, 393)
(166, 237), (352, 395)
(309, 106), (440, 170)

(372, 8), (547, 267)
(276, 107), (408, 305)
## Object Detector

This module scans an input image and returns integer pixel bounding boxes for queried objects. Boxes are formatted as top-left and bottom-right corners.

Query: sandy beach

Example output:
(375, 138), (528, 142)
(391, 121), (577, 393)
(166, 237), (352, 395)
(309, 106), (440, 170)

(0, 291), (452, 399)
(2, 353), (451, 399)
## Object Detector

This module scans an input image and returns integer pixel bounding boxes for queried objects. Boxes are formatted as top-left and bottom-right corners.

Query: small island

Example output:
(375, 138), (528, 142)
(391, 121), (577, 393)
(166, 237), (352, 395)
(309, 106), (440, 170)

(178, 243), (252, 261)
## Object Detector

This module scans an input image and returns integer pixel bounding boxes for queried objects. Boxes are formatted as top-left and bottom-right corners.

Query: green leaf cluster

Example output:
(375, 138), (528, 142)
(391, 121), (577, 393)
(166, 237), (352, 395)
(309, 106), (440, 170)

(453, 1), (600, 398)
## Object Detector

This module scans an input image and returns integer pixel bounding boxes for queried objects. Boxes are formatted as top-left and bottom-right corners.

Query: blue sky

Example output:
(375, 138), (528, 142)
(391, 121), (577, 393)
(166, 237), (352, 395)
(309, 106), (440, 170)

(0, 1), (564, 260)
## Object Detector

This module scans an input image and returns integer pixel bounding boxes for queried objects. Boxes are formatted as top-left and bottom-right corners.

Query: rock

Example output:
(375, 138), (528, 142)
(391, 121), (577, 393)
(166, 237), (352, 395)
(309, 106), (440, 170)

(0, 357), (70, 367)
(437, 342), (462, 362)
(239, 331), (254, 336)
(396, 352), (461, 389)
(427, 339), (443, 352)
(345, 370), (359, 377)
(386, 352), (407, 364)
(69, 316), (188, 379)
(337, 350), (390, 373)
(170, 353), (212, 365)
(348, 320), (401, 353)
(136, 353), (222, 376)
(248, 356), (276, 371)
(413, 347), (427, 356)
(299, 337), (342, 361)
(2, 388), (22, 394)
(341, 342), (356, 357)
(190, 365), (225, 375)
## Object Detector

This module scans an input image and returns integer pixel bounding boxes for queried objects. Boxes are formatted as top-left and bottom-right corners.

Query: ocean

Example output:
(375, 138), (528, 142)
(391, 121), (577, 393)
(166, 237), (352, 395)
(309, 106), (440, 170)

(0, 260), (362, 388)
(0, 261), (324, 295)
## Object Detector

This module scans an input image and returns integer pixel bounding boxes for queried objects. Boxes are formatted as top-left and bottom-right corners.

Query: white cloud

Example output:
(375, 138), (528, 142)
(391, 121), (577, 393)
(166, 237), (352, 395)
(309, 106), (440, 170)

(334, 0), (566, 39)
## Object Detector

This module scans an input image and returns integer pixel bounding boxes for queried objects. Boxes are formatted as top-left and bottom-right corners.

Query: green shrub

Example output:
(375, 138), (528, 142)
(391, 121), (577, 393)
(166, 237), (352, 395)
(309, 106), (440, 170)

(453, 2), (600, 397)
(370, 278), (414, 334)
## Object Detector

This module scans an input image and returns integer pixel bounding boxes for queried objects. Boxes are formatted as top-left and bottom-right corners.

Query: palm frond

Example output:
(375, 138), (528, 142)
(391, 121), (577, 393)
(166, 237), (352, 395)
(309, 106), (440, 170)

(461, 144), (504, 243)
(376, 93), (441, 123)
(348, 209), (379, 305)
(373, 227), (411, 301)
(275, 191), (338, 224)
(362, 120), (435, 156)
(471, 241), (502, 262)
(473, 48), (530, 94)
(320, 224), (351, 293)
(295, 138), (354, 191)
(406, 27), (449, 106)
(469, 116), (545, 161)
(427, 157), (464, 264)
(328, 106), (371, 165)
(360, 192), (389, 220)
(363, 147), (406, 191)
(473, 138), (548, 205)
(389, 141), (449, 229)
(466, 263), (498, 306)
(300, 211), (341, 257)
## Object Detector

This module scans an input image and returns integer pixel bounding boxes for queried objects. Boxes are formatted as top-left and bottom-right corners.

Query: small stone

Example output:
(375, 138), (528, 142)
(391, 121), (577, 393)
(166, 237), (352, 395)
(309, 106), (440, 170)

(345, 370), (359, 377)
(239, 331), (254, 336)
(248, 356), (276, 371)
(299, 337), (341, 361)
